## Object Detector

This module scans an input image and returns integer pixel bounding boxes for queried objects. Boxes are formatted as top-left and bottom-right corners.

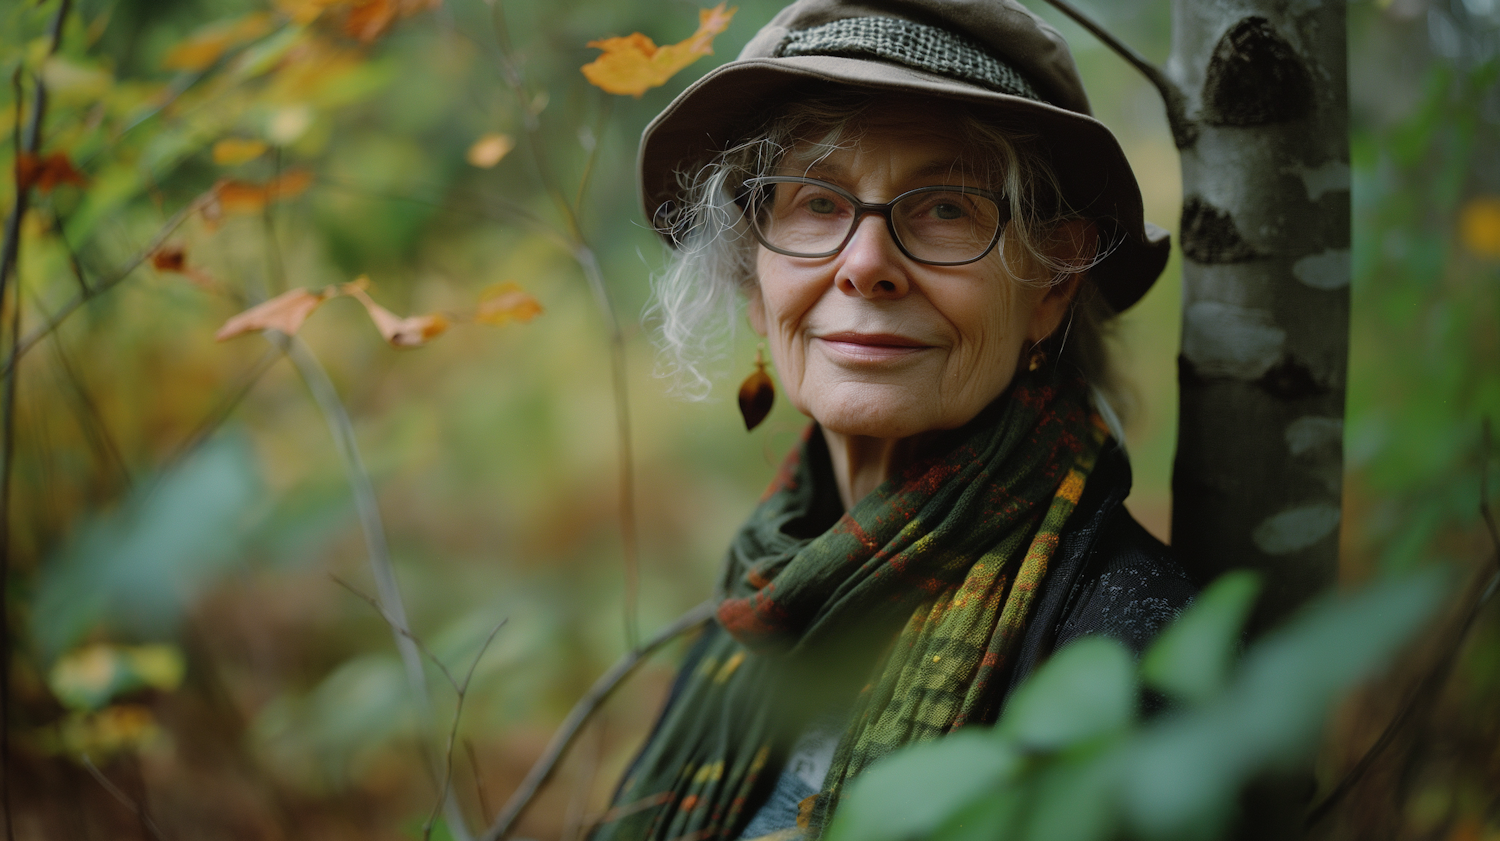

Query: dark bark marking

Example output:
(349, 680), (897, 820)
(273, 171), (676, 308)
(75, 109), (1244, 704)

(1181, 196), (1260, 264)
(1256, 357), (1327, 400)
(1202, 17), (1314, 127)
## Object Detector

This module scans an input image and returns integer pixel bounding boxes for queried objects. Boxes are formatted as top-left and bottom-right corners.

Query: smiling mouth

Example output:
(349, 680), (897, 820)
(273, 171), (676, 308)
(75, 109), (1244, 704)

(816, 332), (931, 361)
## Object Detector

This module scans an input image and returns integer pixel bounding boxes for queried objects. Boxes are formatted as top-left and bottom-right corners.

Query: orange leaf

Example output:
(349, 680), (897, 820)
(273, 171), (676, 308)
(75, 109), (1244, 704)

(345, 0), (398, 42)
(345, 279), (449, 348)
(215, 287), (332, 340)
(1460, 197), (1500, 259)
(16, 151), (87, 193)
(212, 138), (269, 165)
(466, 133), (515, 169)
(477, 282), (543, 326)
(162, 13), (274, 71)
(581, 3), (736, 97)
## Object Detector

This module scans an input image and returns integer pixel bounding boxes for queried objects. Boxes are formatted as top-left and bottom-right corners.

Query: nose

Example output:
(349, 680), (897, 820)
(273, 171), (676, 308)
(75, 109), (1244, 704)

(835, 213), (911, 299)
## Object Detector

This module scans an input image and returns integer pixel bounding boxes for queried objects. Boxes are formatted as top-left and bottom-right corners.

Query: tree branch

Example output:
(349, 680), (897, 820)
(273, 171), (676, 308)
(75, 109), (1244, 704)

(2, 5), (72, 837)
(479, 599), (716, 841)
(0, 194), (210, 380)
(1037, 0), (1197, 148)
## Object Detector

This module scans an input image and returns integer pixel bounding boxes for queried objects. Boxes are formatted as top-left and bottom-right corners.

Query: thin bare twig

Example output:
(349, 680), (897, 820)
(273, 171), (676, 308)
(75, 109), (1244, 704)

(488, 2), (641, 650)
(1306, 421), (1500, 827)
(277, 335), (474, 841)
(332, 577), (506, 841)
(0, 195), (211, 379)
(1036, 0), (1196, 148)
(466, 740), (493, 825)
(80, 755), (168, 841)
(160, 347), (280, 474)
(479, 599), (716, 841)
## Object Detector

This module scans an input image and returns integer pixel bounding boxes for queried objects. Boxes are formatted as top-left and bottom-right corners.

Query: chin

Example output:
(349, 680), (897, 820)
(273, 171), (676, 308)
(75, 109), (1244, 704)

(807, 394), (944, 441)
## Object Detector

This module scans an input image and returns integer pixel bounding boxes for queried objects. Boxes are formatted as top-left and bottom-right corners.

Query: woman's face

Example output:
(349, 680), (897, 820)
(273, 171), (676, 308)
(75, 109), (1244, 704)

(746, 108), (1079, 441)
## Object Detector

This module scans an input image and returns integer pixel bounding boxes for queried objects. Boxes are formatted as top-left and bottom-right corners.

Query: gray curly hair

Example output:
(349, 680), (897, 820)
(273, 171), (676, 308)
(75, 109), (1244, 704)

(643, 89), (1122, 422)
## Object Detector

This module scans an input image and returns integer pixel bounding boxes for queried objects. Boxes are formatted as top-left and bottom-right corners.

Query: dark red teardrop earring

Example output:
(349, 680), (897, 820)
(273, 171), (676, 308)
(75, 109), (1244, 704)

(738, 346), (775, 431)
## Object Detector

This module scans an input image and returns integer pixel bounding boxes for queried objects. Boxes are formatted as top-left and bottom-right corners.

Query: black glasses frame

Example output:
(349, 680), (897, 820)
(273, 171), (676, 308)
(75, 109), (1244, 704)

(741, 175), (1010, 267)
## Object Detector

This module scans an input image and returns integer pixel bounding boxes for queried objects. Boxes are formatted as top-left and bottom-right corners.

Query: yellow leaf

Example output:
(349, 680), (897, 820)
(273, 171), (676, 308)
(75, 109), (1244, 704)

(162, 13), (274, 71)
(211, 169), (313, 215)
(467, 133), (515, 168)
(346, 280), (449, 348)
(57, 705), (161, 757)
(1460, 197), (1500, 259)
(124, 645), (186, 692)
(213, 138), (269, 165)
(215, 287), (332, 340)
(581, 3), (736, 97)
(477, 282), (543, 325)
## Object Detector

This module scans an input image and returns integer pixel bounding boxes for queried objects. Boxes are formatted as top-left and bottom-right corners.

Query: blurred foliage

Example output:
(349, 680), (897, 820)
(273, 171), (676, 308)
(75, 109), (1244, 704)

(827, 568), (1449, 841)
(0, 0), (1497, 838)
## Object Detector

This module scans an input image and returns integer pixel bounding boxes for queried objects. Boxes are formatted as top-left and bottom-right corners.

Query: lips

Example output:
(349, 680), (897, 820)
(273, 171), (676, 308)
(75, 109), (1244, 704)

(815, 331), (931, 362)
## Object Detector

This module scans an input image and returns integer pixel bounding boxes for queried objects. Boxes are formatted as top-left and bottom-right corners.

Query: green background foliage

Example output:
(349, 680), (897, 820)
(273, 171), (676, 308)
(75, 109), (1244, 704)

(2, 0), (1497, 838)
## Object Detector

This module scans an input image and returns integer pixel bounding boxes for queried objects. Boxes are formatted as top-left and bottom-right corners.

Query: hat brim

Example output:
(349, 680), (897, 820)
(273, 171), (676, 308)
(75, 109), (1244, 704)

(639, 55), (1170, 312)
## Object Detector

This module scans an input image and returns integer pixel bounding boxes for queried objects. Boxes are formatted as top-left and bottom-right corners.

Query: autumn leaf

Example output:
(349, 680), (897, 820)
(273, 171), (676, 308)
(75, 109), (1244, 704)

(344, 0), (398, 42)
(215, 287), (333, 340)
(345, 277), (449, 348)
(467, 133), (515, 168)
(162, 13), (274, 71)
(212, 138), (269, 165)
(210, 169), (313, 216)
(477, 282), (543, 325)
(581, 3), (736, 97)
(1460, 196), (1500, 259)
(15, 151), (87, 193)
(152, 245), (187, 273)
(152, 243), (221, 291)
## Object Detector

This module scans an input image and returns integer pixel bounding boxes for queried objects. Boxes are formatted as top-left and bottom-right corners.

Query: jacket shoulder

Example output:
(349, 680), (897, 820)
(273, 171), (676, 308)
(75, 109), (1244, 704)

(1053, 507), (1197, 655)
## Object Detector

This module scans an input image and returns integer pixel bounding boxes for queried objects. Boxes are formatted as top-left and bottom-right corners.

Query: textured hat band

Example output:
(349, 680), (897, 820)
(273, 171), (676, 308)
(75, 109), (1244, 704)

(775, 17), (1045, 103)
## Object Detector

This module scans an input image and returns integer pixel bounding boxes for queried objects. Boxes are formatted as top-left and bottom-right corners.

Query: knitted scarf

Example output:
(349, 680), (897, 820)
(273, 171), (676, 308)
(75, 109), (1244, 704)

(593, 370), (1106, 841)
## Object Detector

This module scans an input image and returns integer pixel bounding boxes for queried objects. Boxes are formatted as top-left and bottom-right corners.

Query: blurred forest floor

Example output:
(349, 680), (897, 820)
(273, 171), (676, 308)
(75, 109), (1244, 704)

(2, 0), (1498, 838)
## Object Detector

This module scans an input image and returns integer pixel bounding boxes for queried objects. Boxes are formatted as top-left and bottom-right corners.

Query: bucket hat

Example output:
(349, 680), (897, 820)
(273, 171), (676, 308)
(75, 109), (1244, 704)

(638, 0), (1170, 312)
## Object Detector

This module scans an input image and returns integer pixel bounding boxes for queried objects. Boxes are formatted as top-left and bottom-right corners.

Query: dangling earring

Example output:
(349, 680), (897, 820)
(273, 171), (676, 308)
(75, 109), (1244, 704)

(738, 345), (775, 431)
(1027, 345), (1047, 372)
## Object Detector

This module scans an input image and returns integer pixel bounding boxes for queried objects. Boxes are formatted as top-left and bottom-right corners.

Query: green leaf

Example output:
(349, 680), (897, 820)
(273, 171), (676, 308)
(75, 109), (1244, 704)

(1122, 568), (1450, 840)
(997, 636), (1136, 751)
(1141, 570), (1260, 705)
(824, 731), (1020, 841)
(1017, 748), (1125, 841)
(30, 435), (264, 662)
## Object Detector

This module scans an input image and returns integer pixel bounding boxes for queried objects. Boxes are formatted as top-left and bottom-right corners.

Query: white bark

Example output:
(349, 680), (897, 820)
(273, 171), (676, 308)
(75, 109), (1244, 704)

(1168, 0), (1349, 631)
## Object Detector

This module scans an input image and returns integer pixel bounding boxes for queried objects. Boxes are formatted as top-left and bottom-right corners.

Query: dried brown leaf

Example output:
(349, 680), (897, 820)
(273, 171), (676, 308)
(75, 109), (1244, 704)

(215, 287), (331, 341)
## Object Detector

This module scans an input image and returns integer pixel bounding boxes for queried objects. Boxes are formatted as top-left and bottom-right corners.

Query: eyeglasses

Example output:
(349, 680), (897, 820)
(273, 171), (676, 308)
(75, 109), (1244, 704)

(740, 176), (1010, 266)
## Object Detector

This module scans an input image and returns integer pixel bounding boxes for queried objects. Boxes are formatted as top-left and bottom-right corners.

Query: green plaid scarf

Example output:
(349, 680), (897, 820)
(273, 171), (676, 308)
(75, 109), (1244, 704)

(594, 370), (1106, 841)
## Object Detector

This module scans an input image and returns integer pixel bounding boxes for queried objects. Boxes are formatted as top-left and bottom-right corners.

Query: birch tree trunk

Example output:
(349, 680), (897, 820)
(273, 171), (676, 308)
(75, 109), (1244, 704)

(1167, 0), (1350, 633)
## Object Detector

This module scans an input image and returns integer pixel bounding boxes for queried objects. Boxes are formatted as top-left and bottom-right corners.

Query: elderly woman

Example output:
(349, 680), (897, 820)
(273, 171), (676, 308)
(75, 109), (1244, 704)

(594, 1), (1196, 839)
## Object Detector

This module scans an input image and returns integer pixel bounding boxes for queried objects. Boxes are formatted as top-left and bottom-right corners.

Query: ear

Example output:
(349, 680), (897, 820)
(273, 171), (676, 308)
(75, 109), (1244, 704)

(746, 286), (768, 336)
(1025, 219), (1096, 344)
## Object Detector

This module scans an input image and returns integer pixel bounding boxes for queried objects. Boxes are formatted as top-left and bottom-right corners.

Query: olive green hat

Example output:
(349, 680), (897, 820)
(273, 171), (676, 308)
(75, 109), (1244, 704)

(638, 0), (1170, 311)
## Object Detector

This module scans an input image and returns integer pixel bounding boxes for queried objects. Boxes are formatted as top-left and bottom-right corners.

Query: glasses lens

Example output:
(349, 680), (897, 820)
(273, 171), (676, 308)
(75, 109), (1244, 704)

(892, 189), (1003, 264)
(750, 180), (855, 257)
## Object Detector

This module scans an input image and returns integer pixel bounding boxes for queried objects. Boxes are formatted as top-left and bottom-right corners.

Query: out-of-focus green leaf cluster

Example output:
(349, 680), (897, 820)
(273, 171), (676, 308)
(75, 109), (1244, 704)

(828, 569), (1449, 841)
